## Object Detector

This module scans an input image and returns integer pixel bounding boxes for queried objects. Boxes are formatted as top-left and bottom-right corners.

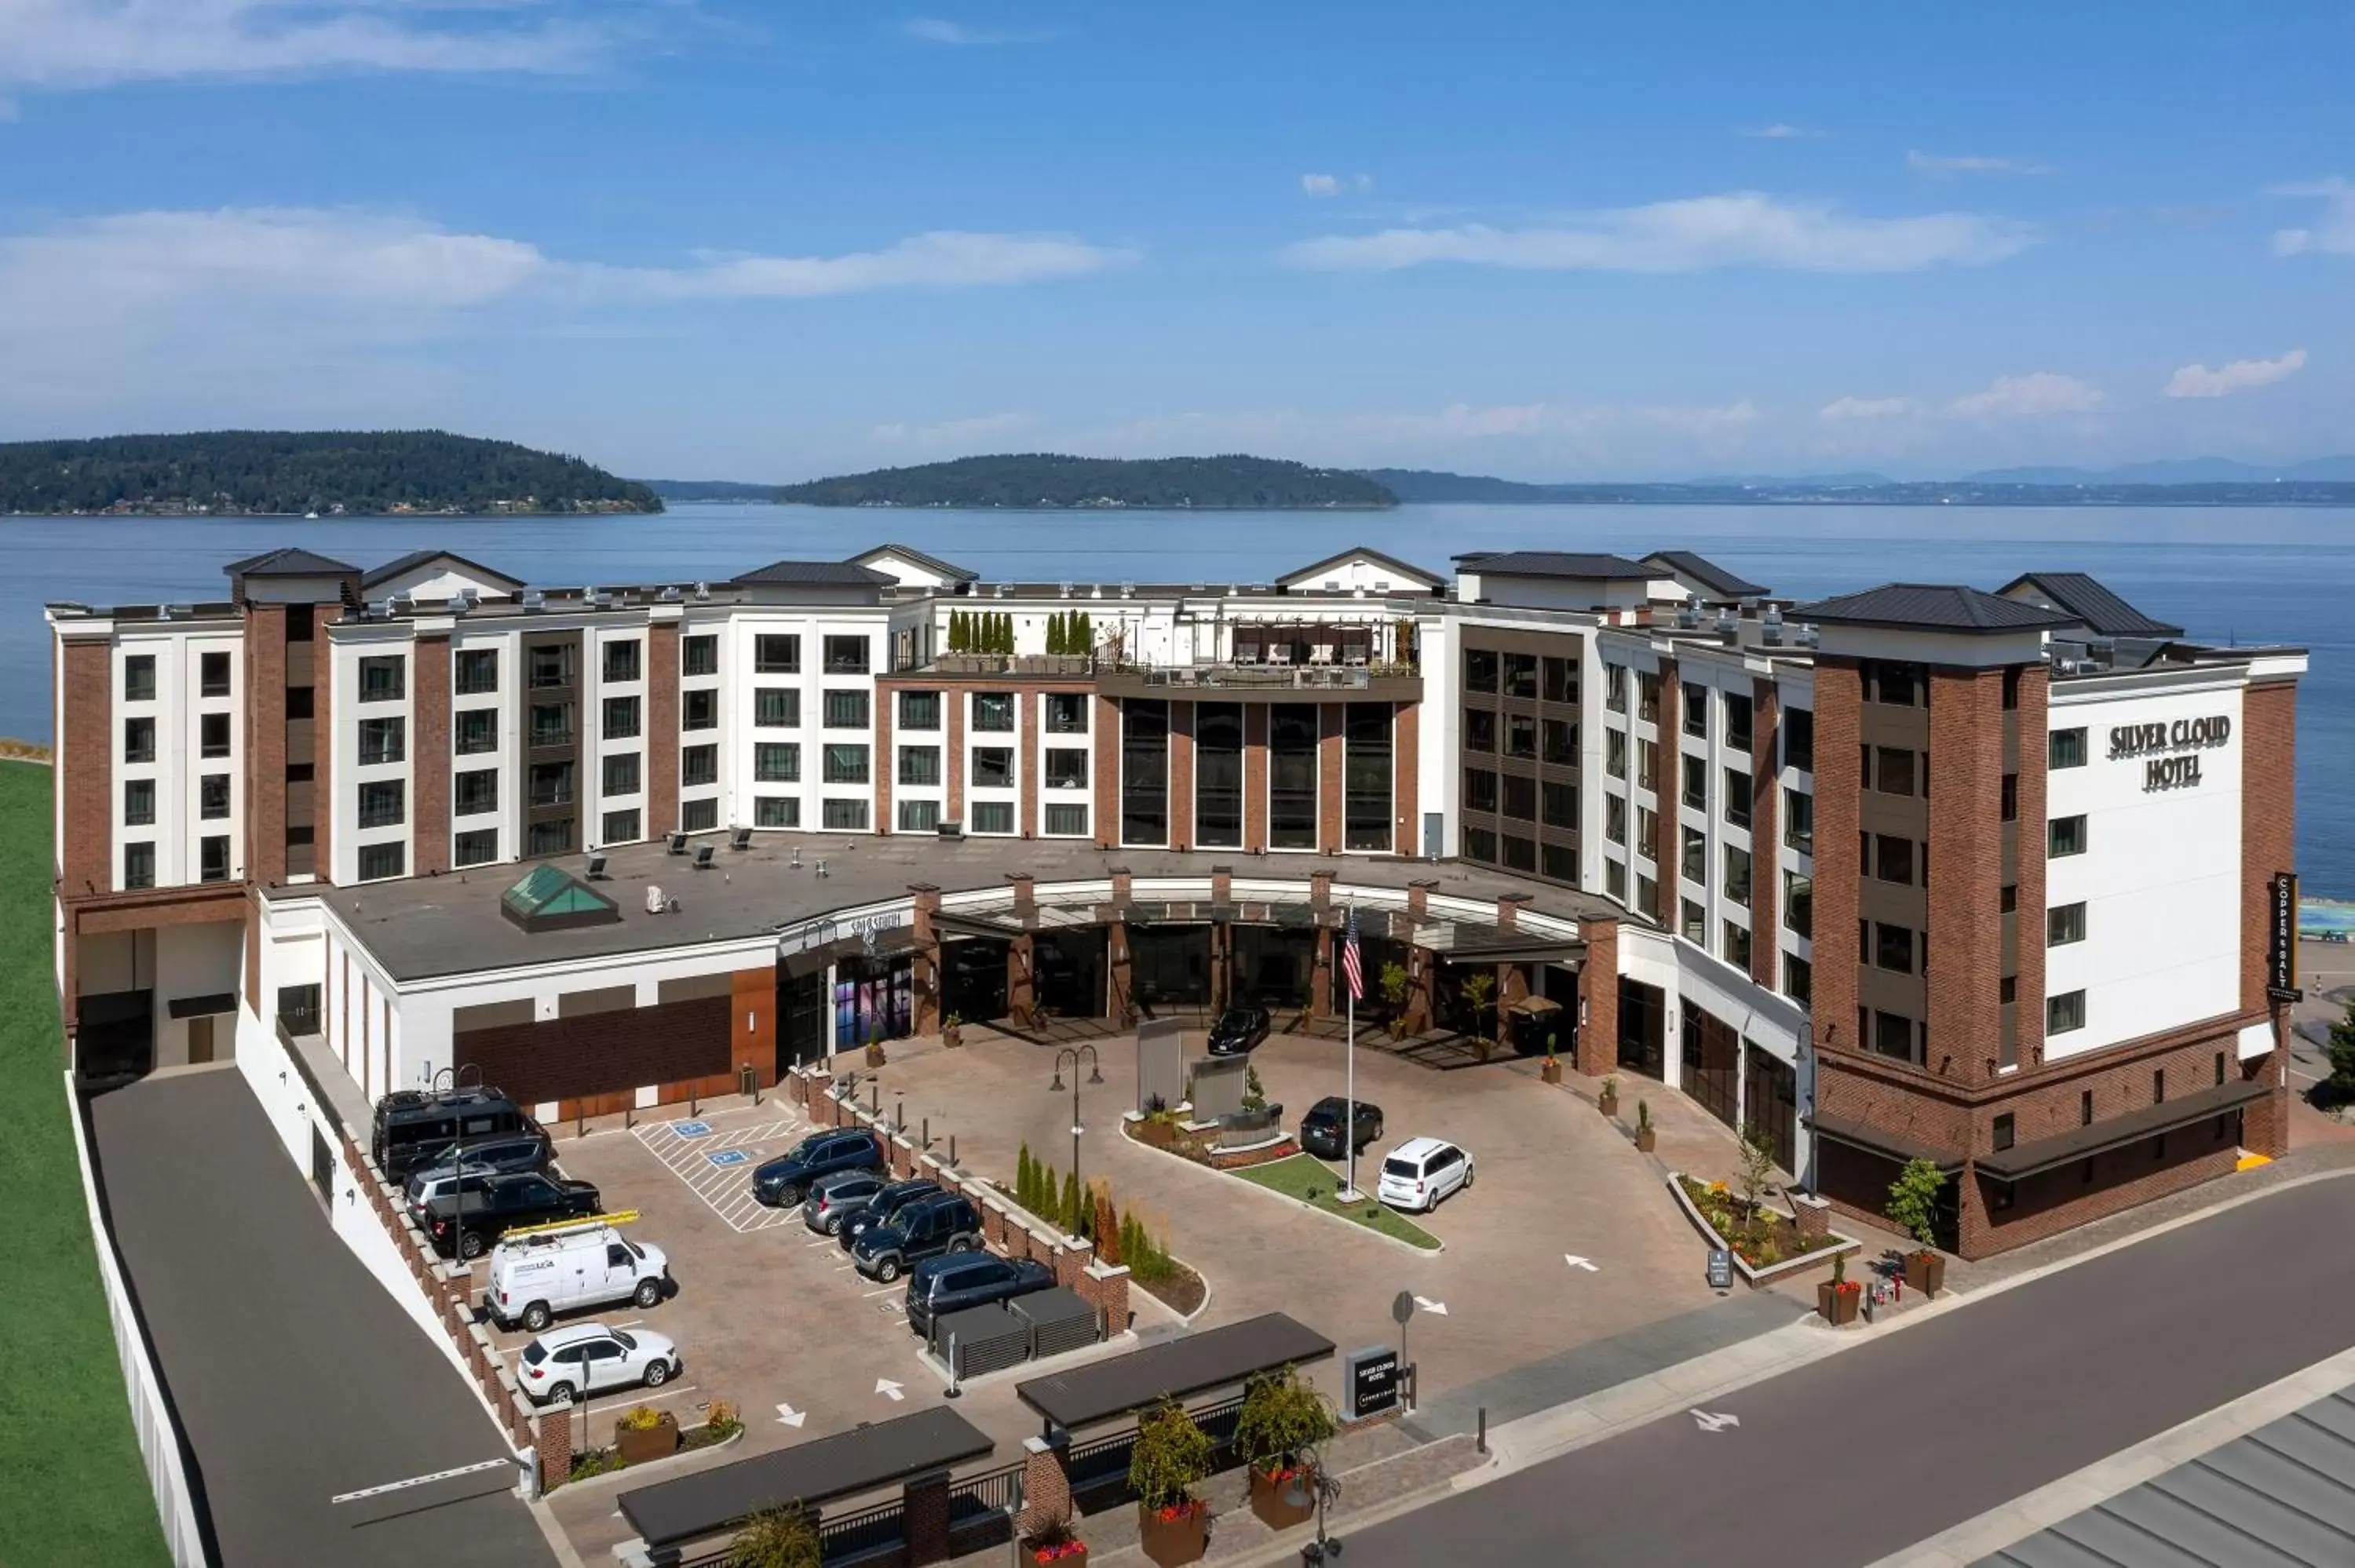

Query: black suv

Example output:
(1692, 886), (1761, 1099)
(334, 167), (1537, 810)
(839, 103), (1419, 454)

(837, 1180), (941, 1253)
(850, 1192), (982, 1282)
(751, 1130), (885, 1207)
(1206, 1005), (1272, 1056)
(372, 1087), (531, 1181)
(423, 1172), (601, 1260)
(1299, 1096), (1384, 1160)
(904, 1253), (1055, 1340)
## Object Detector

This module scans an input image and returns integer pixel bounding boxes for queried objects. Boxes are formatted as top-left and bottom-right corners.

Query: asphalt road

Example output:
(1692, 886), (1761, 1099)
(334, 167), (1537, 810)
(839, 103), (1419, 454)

(1344, 1175), (2355, 1568)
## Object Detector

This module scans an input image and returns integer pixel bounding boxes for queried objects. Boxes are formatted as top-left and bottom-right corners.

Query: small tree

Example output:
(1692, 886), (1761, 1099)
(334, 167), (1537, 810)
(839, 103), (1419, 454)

(1460, 971), (1496, 1044)
(1885, 1157), (1948, 1250)
(1036, 1161), (1058, 1221)
(727, 1505), (820, 1568)
(1129, 1399), (1213, 1516)
(1094, 1187), (1122, 1264)
(1061, 1169), (1080, 1232)
(1377, 961), (1410, 1037)
(1234, 1366), (1336, 1476)
(2327, 998), (2355, 1099)
(1017, 1143), (1036, 1212)
(1735, 1125), (1776, 1246)
(1243, 1063), (1267, 1113)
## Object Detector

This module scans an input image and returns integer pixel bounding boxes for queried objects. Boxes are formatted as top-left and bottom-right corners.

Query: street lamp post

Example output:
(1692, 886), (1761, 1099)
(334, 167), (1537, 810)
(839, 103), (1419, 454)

(1291, 1440), (1343, 1563)
(1049, 1045), (1103, 1234)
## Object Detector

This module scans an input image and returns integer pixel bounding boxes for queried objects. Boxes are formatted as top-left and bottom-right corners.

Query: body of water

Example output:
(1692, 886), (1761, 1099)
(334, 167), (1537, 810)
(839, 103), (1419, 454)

(7, 501), (2345, 891)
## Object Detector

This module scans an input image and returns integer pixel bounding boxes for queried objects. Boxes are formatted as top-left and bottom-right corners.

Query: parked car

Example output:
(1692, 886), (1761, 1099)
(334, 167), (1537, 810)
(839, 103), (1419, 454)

(371, 1087), (532, 1181)
(904, 1253), (1055, 1340)
(400, 1133), (553, 1221)
(837, 1179), (941, 1253)
(1299, 1096), (1386, 1160)
(403, 1161), (499, 1227)
(422, 1171), (601, 1259)
(802, 1170), (890, 1236)
(1376, 1137), (1475, 1213)
(850, 1192), (982, 1282)
(517, 1322), (681, 1406)
(750, 1129), (885, 1207)
(484, 1222), (670, 1333)
(1206, 1005), (1272, 1056)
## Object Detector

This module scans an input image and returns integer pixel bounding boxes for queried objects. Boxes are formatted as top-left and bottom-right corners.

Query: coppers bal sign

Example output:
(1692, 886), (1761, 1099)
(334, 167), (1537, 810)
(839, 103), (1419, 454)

(2108, 714), (2231, 792)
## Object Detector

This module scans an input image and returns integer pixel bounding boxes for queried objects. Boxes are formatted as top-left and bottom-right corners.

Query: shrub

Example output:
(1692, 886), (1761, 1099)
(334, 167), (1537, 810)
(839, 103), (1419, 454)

(1060, 1170), (1080, 1231)
(703, 1400), (742, 1439)
(1129, 1399), (1212, 1515)
(568, 1447), (625, 1481)
(1243, 1064), (1267, 1113)
(615, 1405), (666, 1432)
(1234, 1365), (1336, 1472)
(1884, 1158), (1948, 1249)
(1094, 1188), (1122, 1264)
(728, 1505), (821, 1568)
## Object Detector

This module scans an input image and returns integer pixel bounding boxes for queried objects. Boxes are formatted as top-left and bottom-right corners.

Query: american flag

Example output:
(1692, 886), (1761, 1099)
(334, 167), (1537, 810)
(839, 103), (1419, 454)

(1340, 906), (1364, 1001)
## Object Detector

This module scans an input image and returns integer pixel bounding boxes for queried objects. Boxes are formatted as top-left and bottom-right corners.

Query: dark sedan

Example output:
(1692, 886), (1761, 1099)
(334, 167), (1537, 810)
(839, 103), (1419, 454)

(1299, 1096), (1385, 1160)
(1206, 1005), (1272, 1056)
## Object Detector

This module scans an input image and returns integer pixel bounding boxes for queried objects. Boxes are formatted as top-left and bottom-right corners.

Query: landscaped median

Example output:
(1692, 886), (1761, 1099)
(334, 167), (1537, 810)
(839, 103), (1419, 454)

(1667, 1169), (1859, 1288)
(1232, 1154), (1443, 1251)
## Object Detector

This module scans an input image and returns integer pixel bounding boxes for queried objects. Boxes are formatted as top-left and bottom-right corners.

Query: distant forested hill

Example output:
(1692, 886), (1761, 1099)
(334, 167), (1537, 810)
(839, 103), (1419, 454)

(0, 431), (661, 515)
(769, 454), (1397, 509)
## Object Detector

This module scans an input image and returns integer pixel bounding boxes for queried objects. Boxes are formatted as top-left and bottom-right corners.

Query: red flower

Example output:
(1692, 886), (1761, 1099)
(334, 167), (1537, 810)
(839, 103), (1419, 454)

(1155, 1501), (1204, 1522)
(1032, 1543), (1086, 1563)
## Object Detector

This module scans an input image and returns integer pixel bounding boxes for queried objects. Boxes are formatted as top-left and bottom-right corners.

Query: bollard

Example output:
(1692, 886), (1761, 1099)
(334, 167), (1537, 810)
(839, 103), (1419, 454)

(871, 1081), (881, 1114)
(945, 1333), (962, 1399)
(575, 1108), (586, 1140)
(896, 1098), (904, 1133)
(1477, 1406), (1488, 1454)
(922, 1116), (930, 1149)
(1004, 1471), (1025, 1568)
(948, 1134), (958, 1167)
(691, 1085), (699, 1118)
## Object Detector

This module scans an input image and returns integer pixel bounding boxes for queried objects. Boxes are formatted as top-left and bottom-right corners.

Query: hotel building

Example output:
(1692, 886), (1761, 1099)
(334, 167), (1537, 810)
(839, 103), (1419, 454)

(48, 540), (2302, 1257)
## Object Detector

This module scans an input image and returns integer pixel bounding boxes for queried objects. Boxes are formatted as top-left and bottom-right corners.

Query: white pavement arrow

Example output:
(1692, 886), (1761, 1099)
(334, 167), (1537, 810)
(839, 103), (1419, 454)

(776, 1402), (807, 1428)
(1564, 1254), (1600, 1272)
(875, 1379), (906, 1402)
(1689, 1409), (1740, 1433)
(1412, 1296), (1448, 1316)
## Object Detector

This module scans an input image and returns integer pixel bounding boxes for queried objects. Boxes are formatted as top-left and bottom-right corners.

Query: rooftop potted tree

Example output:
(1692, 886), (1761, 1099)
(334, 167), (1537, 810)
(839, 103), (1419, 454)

(1816, 1247), (1860, 1326)
(1885, 1157), (1949, 1296)
(1598, 1075), (1620, 1120)
(1130, 1398), (1213, 1566)
(1235, 1366), (1335, 1530)
(1634, 1099), (1657, 1154)
(1541, 1029), (1564, 1085)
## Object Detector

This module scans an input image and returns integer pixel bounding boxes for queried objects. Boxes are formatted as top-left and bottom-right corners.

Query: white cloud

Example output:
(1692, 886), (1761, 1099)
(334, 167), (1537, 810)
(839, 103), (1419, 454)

(1945, 372), (2105, 419)
(589, 231), (1134, 300)
(1300, 173), (1373, 198)
(0, 0), (616, 91)
(900, 17), (1054, 46)
(1739, 123), (1826, 140)
(1908, 151), (2050, 176)
(2163, 349), (2307, 399)
(2271, 178), (2355, 257)
(869, 411), (1038, 450)
(1280, 192), (2035, 274)
(1818, 396), (1917, 421)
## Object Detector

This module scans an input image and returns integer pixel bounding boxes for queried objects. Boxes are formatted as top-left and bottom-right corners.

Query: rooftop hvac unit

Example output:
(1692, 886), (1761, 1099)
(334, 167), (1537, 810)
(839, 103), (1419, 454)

(368, 596), (396, 619)
(391, 593), (414, 615)
(1676, 603), (1702, 629)
(644, 884), (666, 914)
(658, 584), (683, 602)
(451, 589), (476, 613)
(692, 582), (710, 601)
(521, 589), (546, 611)
(2053, 657), (2080, 676)
(1794, 624), (1820, 648)
(1761, 604), (1784, 646)
(155, 604), (173, 622)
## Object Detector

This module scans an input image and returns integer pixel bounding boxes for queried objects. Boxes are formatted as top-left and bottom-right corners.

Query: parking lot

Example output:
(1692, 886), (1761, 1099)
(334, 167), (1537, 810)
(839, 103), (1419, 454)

(520, 1026), (1778, 1559)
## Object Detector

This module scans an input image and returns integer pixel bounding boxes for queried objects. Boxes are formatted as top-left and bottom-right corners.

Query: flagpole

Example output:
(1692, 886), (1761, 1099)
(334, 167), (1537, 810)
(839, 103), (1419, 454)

(1341, 900), (1360, 1202)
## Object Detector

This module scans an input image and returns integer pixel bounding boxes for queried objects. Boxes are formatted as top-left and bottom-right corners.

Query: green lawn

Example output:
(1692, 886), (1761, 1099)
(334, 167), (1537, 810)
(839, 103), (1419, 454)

(0, 762), (173, 1566)
(1233, 1153), (1443, 1250)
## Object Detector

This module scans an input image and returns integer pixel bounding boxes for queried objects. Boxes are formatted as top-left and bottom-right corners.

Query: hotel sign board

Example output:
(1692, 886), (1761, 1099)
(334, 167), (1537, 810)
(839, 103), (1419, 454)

(2269, 872), (2301, 1001)
(1344, 1345), (1400, 1422)
(2109, 715), (2231, 793)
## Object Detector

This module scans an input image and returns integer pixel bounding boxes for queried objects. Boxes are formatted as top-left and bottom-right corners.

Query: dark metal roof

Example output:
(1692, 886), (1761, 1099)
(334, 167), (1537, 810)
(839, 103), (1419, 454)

(1016, 1312), (1334, 1431)
(848, 543), (980, 583)
(1806, 1111), (1966, 1175)
(617, 1406), (993, 1548)
(224, 547), (360, 578)
(1791, 583), (2083, 633)
(1995, 571), (2186, 639)
(1451, 550), (1655, 582)
(1974, 1079), (2268, 1181)
(1641, 550), (1769, 599)
(360, 549), (525, 593)
(732, 560), (896, 587)
(1279, 545), (1445, 589)
(1974, 1383), (2355, 1567)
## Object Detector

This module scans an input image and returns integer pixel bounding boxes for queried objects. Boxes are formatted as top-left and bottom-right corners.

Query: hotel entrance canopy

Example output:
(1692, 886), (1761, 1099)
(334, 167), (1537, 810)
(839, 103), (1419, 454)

(932, 892), (1585, 965)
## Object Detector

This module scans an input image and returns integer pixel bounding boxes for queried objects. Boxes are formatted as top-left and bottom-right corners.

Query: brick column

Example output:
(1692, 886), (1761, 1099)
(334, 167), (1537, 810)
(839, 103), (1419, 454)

(1009, 932), (1036, 1025)
(1313, 925), (1334, 1016)
(1020, 1435), (1074, 1537)
(237, 605), (285, 888)
(911, 883), (942, 1034)
(648, 621), (680, 835)
(1576, 916), (1619, 1078)
(1407, 944), (1435, 1034)
(1749, 677), (1780, 986)
(875, 681), (896, 834)
(536, 1405), (574, 1491)
(1092, 695), (1119, 848)
(1811, 660), (1863, 1056)
(1655, 660), (1680, 924)
(1394, 698), (1420, 856)
(311, 604), (336, 882)
(2242, 678), (2298, 1157)
(1497, 891), (1528, 930)
(413, 633), (451, 875)
(58, 636), (113, 902)
(1169, 699), (1196, 850)
(1243, 703), (1270, 852)
(731, 966), (775, 1086)
(904, 1471), (951, 1567)
(1081, 1260), (1132, 1335)
(1054, 1235), (1094, 1285)
(1408, 879), (1435, 919)
(1926, 668), (2006, 1078)
(947, 687), (969, 826)
(1317, 703), (1345, 854)
(2014, 663), (2050, 1065)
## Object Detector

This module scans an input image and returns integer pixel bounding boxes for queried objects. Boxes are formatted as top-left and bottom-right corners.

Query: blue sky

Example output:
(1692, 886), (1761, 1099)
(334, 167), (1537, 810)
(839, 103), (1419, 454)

(0, 2), (2350, 481)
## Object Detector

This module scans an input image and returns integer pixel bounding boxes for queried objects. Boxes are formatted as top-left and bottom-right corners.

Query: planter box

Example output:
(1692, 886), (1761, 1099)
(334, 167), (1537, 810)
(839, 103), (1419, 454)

(1540, 1060), (1563, 1085)
(1904, 1251), (1947, 1297)
(1663, 1172), (1863, 1289)
(1138, 1504), (1209, 1566)
(1816, 1281), (1860, 1326)
(944, 1025), (963, 1048)
(1024, 1544), (1088, 1568)
(1249, 1467), (1315, 1530)
(1598, 1092), (1619, 1118)
(615, 1413), (679, 1465)
(1634, 1127), (1657, 1154)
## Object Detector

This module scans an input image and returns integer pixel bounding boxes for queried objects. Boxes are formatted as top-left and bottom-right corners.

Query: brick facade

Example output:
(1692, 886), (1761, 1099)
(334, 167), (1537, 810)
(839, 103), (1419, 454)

(57, 636), (112, 899)
(1093, 695), (1119, 848)
(1810, 660), (1864, 1055)
(1243, 704), (1270, 852)
(412, 634), (451, 877)
(239, 606), (287, 888)
(2014, 664), (2050, 1065)
(1316, 703), (1344, 854)
(1926, 668), (2006, 1076)
(1576, 917), (1619, 1078)
(647, 622), (679, 836)
(1393, 698), (1420, 857)
(1169, 700), (1196, 850)
(1653, 660), (1680, 926)
(1749, 678), (1779, 986)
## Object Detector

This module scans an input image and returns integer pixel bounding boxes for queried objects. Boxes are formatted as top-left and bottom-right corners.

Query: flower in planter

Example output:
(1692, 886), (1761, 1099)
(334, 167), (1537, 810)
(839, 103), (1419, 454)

(1032, 1544), (1086, 1563)
(1153, 1501), (1208, 1522)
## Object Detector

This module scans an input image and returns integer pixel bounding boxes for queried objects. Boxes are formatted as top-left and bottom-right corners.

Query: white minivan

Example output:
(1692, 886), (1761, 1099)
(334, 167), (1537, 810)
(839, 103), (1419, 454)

(484, 1223), (670, 1333)
(1376, 1136), (1475, 1213)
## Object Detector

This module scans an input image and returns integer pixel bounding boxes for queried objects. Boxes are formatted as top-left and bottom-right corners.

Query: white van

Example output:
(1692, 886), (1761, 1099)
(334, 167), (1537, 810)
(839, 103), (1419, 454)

(484, 1222), (670, 1333)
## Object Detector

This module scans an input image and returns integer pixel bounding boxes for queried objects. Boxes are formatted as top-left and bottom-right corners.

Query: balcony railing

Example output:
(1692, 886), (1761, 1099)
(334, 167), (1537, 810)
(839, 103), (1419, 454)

(1121, 662), (1411, 691)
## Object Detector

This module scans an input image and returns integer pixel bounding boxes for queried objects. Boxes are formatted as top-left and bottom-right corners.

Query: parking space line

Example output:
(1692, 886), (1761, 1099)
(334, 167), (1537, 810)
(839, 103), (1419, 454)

(860, 1284), (900, 1298)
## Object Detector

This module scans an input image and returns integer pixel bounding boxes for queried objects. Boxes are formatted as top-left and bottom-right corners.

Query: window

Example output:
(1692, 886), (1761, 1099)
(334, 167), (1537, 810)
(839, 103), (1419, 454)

(1784, 871), (1813, 938)
(899, 691), (942, 731)
(601, 639), (641, 684)
(1506, 714), (1537, 760)
(358, 717), (403, 764)
(2215, 1052), (2228, 1087)
(1045, 802), (1089, 836)
(897, 799), (938, 832)
(2000, 975), (2017, 1004)
(601, 753), (640, 797)
(1543, 657), (1576, 703)
(740, 687), (794, 730)
(823, 744), (871, 785)
(528, 818), (576, 856)
(1875, 834), (1915, 884)
(1606, 729), (1627, 779)
(286, 687), (313, 720)
(1874, 1010), (1915, 1060)
(530, 702), (574, 749)
(900, 746), (941, 786)
(681, 745), (718, 788)
(2000, 772), (2018, 822)
(2003, 665), (2021, 711)
(1723, 768), (1751, 830)
(1638, 739), (1659, 791)
(1045, 692), (1090, 734)
(973, 800), (1014, 834)
(123, 779), (155, 826)
(1543, 779), (1577, 828)
(455, 708), (498, 754)
(1993, 1114), (2015, 1152)
(1682, 682), (1708, 738)
(1502, 653), (1538, 698)
(455, 648), (498, 695)
(1725, 844), (1752, 903)
(824, 690), (870, 729)
(1605, 858), (1627, 900)
(1784, 789), (1813, 855)
(528, 762), (574, 807)
(754, 634), (800, 674)
(123, 655), (156, 702)
(2082, 1090), (2094, 1126)
(1464, 709), (1497, 753)
(358, 779), (405, 828)
(1542, 842), (1575, 881)
(604, 695), (641, 740)
(1506, 775), (1539, 822)
(2050, 727), (2087, 769)
(455, 828), (500, 866)
(1681, 826), (1707, 885)
(823, 798), (869, 830)
(1465, 649), (1499, 693)
(1875, 746), (1917, 797)
(124, 717), (155, 764)
(1723, 920), (1752, 970)
(528, 644), (574, 689)
(455, 768), (498, 815)
(358, 841), (406, 881)
(1782, 707), (1814, 771)
(757, 797), (801, 829)
(1635, 804), (1658, 857)
(1269, 705), (1316, 850)
(2001, 882), (2018, 913)
(1605, 793), (1627, 845)
(682, 797), (718, 832)
(1681, 754), (1707, 809)
(1638, 672), (1660, 722)
(1681, 899), (1707, 943)
(1605, 663), (1628, 713)
(683, 635), (717, 676)
(1046, 749), (1089, 789)
(1875, 922), (1914, 974)
(200, 651), (231, 698)
(1870, 661), (1921, 706)
(682, 689), (717, 731)
(199, 774), (230, 819)
(971, 747), (1013, 789)
(1784, 954), (1812, 1005)
(1464, 768), (1499, 812)
(754, 742), (801, 782)
(2047, 902), (2087, 946)
(823, 635), (869, 674)
(356, 655), (407, 703)
(2048, 815), (2087, 857)
(1636, 873), (1659, 919)
(2046, 990), (2086, 1034)
(122, 842), (155, 889)
(1725, 693), (1754, 753)
(194, 834), (228, 883)
(2152, 1069), (2166, 1104)
(1543, 717), (1576, 765)
(1463, 826), (1498, 863)
(1344, 702), (1393, 852)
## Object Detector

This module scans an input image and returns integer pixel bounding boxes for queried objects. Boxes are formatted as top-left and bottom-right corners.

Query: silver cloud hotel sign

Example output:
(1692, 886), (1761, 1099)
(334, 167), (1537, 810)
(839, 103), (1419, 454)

(2108, 714), (2231, 792)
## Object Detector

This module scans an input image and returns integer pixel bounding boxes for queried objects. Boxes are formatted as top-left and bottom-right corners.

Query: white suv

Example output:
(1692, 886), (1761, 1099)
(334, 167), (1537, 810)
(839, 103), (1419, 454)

(517, 1322), (681, 1406)
(1377, 1137), (1474, 1213)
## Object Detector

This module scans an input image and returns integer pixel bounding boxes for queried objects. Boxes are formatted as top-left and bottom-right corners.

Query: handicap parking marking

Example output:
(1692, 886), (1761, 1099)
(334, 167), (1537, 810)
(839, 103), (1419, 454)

(706, 1149), (751, 1169)
(669, 1119), (714, 1139)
